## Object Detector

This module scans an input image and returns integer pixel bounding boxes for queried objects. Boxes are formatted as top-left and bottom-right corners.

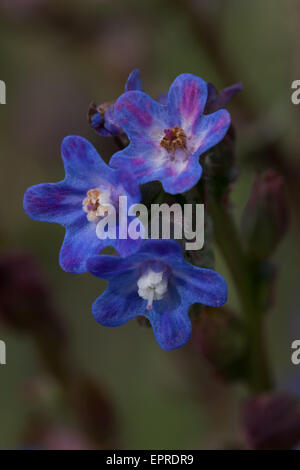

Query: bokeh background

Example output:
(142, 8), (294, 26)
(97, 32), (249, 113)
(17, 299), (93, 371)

(0, 0), (300, 449)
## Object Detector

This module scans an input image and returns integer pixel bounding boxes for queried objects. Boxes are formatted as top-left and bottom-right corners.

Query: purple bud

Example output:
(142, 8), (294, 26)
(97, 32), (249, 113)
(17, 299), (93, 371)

(205, 82), (243, 113)
(244, 394), (300, 450)
(241, 170), (289, 260)
(87, 101), (122, 137)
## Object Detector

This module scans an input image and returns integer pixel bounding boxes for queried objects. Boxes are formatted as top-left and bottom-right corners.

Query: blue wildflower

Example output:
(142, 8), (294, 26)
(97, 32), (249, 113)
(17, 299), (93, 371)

(23, 136), (142, 274)
(88, 69), (142, 137)
(87, 239), (227, 351)
(110, 73), (231, 194)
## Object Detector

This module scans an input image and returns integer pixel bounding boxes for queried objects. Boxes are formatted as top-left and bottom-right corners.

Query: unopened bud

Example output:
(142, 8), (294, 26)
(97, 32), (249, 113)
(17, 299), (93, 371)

(241, 170), (289, 260)
(87, 101), (122, 137)
(205, 82), (243, 114)
(244, 393), (300, 450)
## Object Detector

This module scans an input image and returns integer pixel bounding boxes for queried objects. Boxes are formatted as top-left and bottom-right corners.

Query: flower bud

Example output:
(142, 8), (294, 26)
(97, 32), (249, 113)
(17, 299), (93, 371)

(241, 170), (289, 260)
(205, 82), (243, 114)
(244, 393), (300, 450)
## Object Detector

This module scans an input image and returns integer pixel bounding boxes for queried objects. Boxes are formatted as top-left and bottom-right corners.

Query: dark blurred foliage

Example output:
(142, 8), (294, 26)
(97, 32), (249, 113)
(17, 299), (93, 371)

(0, 252), (117, 448)
(191, 307), (247, 382)
(0, 0), (300, 450)
(0, 252), (65, 340)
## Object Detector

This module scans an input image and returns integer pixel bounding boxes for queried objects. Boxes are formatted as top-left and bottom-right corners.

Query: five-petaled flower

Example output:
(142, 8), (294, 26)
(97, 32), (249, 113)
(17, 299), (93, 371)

(87, 239), (227, 351)
(110, 73), (231, 194)
(23, 136), (142, 274)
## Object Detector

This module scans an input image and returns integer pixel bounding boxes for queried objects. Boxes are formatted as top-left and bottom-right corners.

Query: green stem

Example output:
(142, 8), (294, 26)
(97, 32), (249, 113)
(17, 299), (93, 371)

(209, 198), (272, 393)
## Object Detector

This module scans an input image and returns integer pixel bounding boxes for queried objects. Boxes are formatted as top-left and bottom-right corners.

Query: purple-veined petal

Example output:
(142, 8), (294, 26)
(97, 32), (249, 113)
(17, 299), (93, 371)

(114, 167), (142, 205)
(110, 139), (166, 184)
(192, 109), (231, 156)
(114, 91), (168, 140)
(157, 93), (168, 105)
(60, 214), (143, 273)
(167, 73), (208, 132)
(61, 135), (115, 190)
(125, 69), (143, 92)
(59, 215), (105, 273)
(23, 182), (84, 226)
(159, 153), (203, 194)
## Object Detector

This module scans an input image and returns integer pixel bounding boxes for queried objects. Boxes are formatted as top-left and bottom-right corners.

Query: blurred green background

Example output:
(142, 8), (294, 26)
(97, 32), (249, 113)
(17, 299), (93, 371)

(0, 0), (299, 449)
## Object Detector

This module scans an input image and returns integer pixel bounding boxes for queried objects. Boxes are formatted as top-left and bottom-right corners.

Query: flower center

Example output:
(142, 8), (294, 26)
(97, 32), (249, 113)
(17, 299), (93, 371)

(82, 188), (111, 222)
(137, 269), (168, 310)
(160, 126), (187, 154)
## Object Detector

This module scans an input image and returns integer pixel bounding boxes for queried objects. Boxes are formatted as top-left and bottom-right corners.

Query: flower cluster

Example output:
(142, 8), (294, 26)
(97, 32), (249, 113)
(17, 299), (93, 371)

(24, 71), (230, 350)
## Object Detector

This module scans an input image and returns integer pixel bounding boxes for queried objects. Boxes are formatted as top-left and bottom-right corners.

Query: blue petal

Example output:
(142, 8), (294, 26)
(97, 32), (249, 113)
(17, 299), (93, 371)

(110, 140), (166, 185)
(125, 69), (143, 92)
(157, 93), (168, 105)
(61, 135), (115, 190)
(159, 153), (203, 194)
(60, 215), (143, 273)
(114, 167), (142, 205)
(173, 260), (228, 307)
(114, 235), (144, 258)
(114, 91), (168, 139)
(103, 105), (123, 136)
(87, 240), (182, 279)
(23, 182), (83, 225)
(146, 281), (192, 351)
(137, 239), (183, 260)
(167, 73), (208, 131)
(59, 214), (105, 273)
(192, 109), (231, 156)
(87, 254), (136, 280)
(92, 270), (145, 327)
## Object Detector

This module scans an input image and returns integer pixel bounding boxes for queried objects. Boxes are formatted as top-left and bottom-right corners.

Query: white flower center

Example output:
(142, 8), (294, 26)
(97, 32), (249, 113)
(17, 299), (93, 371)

(82, 188), (112, 222)
(137, 269), (168, 310)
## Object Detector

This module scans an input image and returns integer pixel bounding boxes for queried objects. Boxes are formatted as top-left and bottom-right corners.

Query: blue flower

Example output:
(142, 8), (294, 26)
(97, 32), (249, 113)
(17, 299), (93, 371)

(23, 136), (142, 274)
(87, 239), (227, 351)
(110, 73), (231, 194)
(88, 69), (142, 137)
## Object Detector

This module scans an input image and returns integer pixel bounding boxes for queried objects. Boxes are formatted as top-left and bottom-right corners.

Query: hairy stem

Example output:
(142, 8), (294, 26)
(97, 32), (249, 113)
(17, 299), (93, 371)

(208, 198), (272, 392)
